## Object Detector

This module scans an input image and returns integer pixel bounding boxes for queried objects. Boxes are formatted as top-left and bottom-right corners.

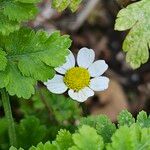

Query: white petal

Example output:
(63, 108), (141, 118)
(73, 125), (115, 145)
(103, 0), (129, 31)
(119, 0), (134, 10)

(77, 47), (95, 69)
(55, 50), (75, 74)
(44, 75), (68, 94)
(68, 87), (94, 102)
(89, 76), (109, 91)
(82, 87), (94, 98)
(88, 60), (108, 77)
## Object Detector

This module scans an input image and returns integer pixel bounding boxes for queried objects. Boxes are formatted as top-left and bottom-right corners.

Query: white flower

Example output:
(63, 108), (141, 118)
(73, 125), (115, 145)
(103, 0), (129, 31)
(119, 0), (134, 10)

(44, 47), (109, 102)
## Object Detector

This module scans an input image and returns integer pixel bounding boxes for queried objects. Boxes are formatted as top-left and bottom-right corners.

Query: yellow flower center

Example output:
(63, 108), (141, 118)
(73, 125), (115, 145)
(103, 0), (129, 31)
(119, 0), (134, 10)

(63, 67), (90, 91)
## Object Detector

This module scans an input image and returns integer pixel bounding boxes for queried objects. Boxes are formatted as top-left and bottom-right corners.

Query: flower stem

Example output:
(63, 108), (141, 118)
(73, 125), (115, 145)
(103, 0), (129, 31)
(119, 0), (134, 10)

(1, 89), (17, 147)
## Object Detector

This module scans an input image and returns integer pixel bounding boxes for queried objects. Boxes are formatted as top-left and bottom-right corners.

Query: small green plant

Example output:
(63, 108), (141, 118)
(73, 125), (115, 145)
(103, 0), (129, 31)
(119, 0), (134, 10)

(9, 110), (150, 150)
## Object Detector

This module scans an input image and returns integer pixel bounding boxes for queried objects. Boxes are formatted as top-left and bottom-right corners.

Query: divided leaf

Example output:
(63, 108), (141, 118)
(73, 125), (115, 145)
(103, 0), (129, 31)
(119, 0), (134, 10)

(115, 0), (150, 68)
(136, 111), (150, 128)
(3, 2), (38, 22)
(0, 14), (20, 35)
(0, 0), (40, 35)
(117, 109), (135, 127)
(80, 115), (116, 143)
(107, 124), (150, 150)
(0, 28), (71, 99)
(52, 0), (82, 12)
(69, 125), (104, 150)
(53, 129), (74, 149)
(29, 142), (57, 150)
(9, 146), (24, 150)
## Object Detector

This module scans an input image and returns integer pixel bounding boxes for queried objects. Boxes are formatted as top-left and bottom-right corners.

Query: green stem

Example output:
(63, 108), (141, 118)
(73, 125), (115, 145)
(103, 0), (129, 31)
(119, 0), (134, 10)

(1, 89), (17, 147)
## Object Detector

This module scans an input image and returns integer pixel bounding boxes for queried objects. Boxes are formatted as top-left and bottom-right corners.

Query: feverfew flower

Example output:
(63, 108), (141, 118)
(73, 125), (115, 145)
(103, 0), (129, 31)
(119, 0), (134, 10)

(44, 48), (109, 102)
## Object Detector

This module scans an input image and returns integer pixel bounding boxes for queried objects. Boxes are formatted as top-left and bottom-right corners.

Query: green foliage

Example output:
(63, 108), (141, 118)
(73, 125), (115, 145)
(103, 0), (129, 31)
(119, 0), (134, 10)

(0, 14), (20, 35)
(0, 28), (71, 99)
(7, 110), (150, 150)
(70, 125), (104, 150)
(115, 0), (150, 68)
(29, 142), (57, 150)
(29, 88), (82, 123)
(0, 0), (40, 35)
(53, 129), (74, 149)
(136, 111), (150, 127)
(0, 48), (7, 71)
(9, 146), (24, 150)
(52, 0), (82, 12)
(16, 116), (47, 149)
(107, 124), (150, 150)
(80, 115), (116, 143)
(43, 90), (81, 122)
(117, 109), (135, 127)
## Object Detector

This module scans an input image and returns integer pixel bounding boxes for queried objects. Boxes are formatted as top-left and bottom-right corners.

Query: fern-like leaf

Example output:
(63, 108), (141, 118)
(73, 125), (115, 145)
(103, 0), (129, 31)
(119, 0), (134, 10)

(117, 109), (135, 127)
(69, 125), (104, 150)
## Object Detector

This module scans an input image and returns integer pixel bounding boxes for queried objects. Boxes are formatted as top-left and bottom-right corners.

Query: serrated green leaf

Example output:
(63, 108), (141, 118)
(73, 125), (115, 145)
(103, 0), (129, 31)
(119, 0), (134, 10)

(106, 124), (150, 150)
(3, 2), (38, 22)
(0, 48), (7, 71)
(69, 0), (82, 12)
(0, 28), (71, 99)
(16, 116), (47, 149)
(52, 0), (82, 12)
(117, 110), (135, 127)
(53, 129), (74, 149)
(9, 146), (24, 150)
(5, 63), (35, 99)
(136, 111), (150, 128)
(0, 0), (40, 35)
(115, 0), (150, 68)
(80, 115), (116, 143)
(29, 142), (57, 150)
(70, 125), (104, 150)
(0, 14), (20, 35)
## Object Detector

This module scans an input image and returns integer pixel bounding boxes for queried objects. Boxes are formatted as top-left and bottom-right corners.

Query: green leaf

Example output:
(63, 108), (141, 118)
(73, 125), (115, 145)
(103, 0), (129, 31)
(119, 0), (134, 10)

(69, 125), (104, 150)
(107, 124), (150, 150)
(115, 0), (150, 68)
(0, 0), (40, 35)
(80, 115), (116, 143)
(3, 2), (38, 22)
(53, 129), (74, 149)
(52, 0), (82, 12)
(69, 0), (82, 12)
(0, 28), (71, 98)
(117, 110), (135, 127)
(5, 64), (36, 99)
(29, 142), (57, 150)
(0, 14), (20, 35)
(16, 116), (47, 149)
(9, 146), (24, 150)
(136, 111), (150, 128)
(0, 48), (7, 71)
